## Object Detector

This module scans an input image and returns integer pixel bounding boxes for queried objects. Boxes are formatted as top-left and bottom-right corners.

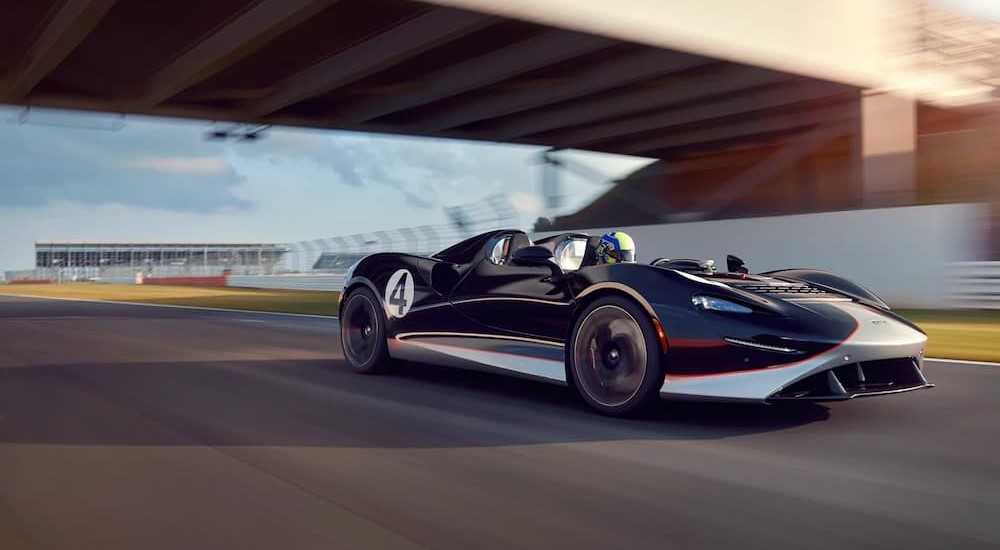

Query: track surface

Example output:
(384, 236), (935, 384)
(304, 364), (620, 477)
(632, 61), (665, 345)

(0, 295), (997, 550)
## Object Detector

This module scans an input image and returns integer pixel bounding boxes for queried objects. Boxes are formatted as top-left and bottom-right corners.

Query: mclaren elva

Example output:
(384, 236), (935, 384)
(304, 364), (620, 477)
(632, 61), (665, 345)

(338, 230), (932, 416)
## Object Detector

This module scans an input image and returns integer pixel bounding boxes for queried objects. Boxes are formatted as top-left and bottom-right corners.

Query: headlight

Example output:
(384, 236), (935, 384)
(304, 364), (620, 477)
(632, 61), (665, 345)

(692, 295), (753, 314)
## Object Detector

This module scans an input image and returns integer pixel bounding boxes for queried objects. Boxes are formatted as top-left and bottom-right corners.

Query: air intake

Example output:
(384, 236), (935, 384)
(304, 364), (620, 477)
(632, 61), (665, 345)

(726, 280), (835, 297)
(766, 357), (932, 402)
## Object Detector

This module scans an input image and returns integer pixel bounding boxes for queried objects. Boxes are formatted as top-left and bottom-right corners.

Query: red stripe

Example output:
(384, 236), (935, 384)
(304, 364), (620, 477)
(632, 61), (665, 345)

(142, 275), (229, 286)
(667, 338), (728, 348)
(665, 316), (862, 380)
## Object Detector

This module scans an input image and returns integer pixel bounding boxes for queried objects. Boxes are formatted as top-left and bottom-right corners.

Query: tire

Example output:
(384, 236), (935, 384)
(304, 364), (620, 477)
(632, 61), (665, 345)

(567, 296), (665, 416)
(339, 287), (396, 374)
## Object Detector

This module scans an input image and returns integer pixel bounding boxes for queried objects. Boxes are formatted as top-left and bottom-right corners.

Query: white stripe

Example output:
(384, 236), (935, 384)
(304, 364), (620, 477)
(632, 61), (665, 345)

(400, 339), (566, 382)
(0, 292), (338, 320)
(450, 297), (571, 306)
(395, 331), (564, 347)
(924, 357), (1000, 367)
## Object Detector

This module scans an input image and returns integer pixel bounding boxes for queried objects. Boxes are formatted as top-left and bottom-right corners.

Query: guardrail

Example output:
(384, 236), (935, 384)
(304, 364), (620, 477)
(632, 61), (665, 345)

(13, 261), (1000, 310)
(227, 274), (346, 292)
(949, 262), (1000, 309)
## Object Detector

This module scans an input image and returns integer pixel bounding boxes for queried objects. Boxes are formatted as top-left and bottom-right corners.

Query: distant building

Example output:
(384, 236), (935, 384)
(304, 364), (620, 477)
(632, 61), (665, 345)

(34, 241), (287, 280)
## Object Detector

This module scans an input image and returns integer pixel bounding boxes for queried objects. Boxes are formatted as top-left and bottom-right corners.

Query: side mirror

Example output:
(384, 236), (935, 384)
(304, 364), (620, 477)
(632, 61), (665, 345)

(727, 254), (749, 274)
(512, 245), (554, 266)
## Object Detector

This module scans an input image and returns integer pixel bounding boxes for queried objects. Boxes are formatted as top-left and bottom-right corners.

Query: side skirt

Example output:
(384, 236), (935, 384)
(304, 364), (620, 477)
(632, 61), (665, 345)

(388, 333), (568, 385)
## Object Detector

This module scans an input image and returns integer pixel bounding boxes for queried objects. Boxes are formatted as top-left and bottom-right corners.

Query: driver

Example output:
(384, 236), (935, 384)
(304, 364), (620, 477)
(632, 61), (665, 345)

(595, 230), (636, 264)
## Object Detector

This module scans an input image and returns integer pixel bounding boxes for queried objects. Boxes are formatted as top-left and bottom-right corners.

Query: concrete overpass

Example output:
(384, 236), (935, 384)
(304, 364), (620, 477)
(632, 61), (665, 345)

(1, 0), (994, 212)
(0, 0), (866, 159)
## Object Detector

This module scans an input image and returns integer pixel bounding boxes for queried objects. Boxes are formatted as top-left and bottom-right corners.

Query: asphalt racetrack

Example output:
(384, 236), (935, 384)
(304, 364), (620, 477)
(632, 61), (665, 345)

(0, 294), (997, 550)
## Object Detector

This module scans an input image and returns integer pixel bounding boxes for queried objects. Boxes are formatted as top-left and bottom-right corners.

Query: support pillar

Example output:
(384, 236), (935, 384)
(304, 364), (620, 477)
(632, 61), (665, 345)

(862, 90), (916, 207)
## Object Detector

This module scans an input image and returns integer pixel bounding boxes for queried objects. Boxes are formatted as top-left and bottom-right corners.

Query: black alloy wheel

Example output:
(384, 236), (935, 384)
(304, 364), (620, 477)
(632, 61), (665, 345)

(568, 296), (665, 416)
(340, 287), (395, 374)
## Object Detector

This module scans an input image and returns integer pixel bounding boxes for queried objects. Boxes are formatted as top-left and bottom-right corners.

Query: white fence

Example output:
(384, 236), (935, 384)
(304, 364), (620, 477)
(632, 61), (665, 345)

(8, 204), (998, 309)
(83, 261), (1000, 310)
(281, 193), (517, 272)
(227, 274), (346, 292)
(230, 261), (1000, 309)
(948, 262), (1000, 309)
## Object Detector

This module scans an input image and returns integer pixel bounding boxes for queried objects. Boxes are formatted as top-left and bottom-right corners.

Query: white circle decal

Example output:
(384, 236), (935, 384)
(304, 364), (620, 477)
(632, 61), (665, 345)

(384, 269), (415, 318)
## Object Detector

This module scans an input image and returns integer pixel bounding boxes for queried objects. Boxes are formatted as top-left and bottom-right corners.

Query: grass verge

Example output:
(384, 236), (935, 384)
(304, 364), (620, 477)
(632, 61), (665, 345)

(0, 283), (340, 316)
(896, 309), (1000, 363)
(1, 285), (997, 363)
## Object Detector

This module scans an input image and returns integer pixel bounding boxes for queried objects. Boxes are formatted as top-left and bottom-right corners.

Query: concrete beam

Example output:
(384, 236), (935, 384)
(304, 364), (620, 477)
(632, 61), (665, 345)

(2, 0), (119, 100)
(330, 30), (614, 125)
(616, 103), (857, 155)
(410, 49), (706, 132)
(492, 66), (789, 141)
(132, 0), (340, 108)
(249, 9), (493, 116)
(416, 0), (891, 89)
(551, 79), (848, 149)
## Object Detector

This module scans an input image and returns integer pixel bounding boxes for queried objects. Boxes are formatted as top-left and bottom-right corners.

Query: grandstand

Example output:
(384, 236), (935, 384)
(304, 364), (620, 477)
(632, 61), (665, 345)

(6, 195), (517, 282)
(312, 253), (369, 271)
(32, 241), (287, 281)
(282, 194), (518, 272)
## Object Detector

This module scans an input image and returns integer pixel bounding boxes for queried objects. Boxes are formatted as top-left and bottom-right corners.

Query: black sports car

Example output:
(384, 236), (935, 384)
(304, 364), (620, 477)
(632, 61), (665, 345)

(338, 229), (932, 416)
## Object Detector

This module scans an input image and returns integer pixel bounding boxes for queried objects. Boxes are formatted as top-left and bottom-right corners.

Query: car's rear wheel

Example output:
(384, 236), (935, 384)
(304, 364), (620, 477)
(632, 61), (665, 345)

(568, 296), (664, 416)
(340, 287), (396, 374)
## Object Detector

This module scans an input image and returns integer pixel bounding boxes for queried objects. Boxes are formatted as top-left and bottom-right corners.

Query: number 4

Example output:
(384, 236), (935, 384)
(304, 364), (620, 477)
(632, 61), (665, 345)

(388, 272), (409, 314)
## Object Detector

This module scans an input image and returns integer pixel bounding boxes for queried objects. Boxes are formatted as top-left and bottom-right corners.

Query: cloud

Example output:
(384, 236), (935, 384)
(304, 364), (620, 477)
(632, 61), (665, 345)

(125, 155), (231, 175)
(239, 130), (553, 212)
(0, 110), (252, 213)
(0, 113), (657, 271)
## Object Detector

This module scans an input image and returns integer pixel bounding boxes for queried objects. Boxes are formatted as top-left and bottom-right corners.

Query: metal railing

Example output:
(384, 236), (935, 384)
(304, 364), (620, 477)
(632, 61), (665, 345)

(948, 262), (1000, 309)
(227, 274), (346, 292)
(280, 194), (517, 273)
(261, 261), (1000, 302)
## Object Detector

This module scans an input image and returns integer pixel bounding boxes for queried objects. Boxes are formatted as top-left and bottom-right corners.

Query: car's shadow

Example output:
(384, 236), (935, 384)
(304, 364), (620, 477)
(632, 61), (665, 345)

(0, 358), (830, 448)
(395, 359), (831, 432)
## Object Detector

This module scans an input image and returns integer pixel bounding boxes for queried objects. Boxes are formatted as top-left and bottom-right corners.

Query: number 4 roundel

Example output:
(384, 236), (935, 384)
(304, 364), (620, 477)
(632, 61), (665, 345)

(384, 269), (415, 318)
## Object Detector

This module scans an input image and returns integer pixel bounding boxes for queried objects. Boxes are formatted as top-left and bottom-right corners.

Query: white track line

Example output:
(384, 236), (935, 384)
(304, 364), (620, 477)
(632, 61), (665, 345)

(2, 292), (997, 366)
(0, 292), (338, 320)
(924, 357), (1000, 367)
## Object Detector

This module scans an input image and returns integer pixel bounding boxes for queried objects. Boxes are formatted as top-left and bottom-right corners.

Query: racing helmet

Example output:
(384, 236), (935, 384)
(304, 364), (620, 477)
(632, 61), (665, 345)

(595, 231), (636, 264)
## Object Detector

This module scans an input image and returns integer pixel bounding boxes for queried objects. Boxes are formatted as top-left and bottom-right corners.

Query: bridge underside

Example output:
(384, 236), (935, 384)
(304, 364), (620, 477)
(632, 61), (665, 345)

(0, 0), (858, 160)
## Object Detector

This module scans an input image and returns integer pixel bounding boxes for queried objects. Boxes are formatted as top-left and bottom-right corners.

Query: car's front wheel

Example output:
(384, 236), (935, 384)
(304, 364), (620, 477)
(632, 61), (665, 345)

(340, 287), (396, 374)
(568, 296), (665, 416)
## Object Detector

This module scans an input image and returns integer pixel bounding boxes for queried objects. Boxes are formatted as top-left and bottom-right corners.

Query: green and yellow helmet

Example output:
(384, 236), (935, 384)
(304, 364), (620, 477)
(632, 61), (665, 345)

(595, 231), (636, 264)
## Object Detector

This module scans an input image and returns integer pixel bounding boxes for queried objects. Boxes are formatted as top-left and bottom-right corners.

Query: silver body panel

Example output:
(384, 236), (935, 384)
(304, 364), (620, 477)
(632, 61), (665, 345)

(388, 335), (568, 384)
(658, 302), (928, 402)
(386, 302), (928, 402)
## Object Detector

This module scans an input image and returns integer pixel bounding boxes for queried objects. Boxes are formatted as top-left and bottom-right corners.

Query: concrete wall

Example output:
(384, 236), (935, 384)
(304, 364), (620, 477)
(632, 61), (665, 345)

(544, 203), (989, 308)
(66, 204), (994, 308)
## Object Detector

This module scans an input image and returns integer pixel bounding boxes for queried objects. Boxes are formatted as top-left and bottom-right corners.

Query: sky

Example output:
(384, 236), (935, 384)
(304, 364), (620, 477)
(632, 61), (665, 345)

(0, 107), (652, 271)
(934, 0), (1000, 20)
